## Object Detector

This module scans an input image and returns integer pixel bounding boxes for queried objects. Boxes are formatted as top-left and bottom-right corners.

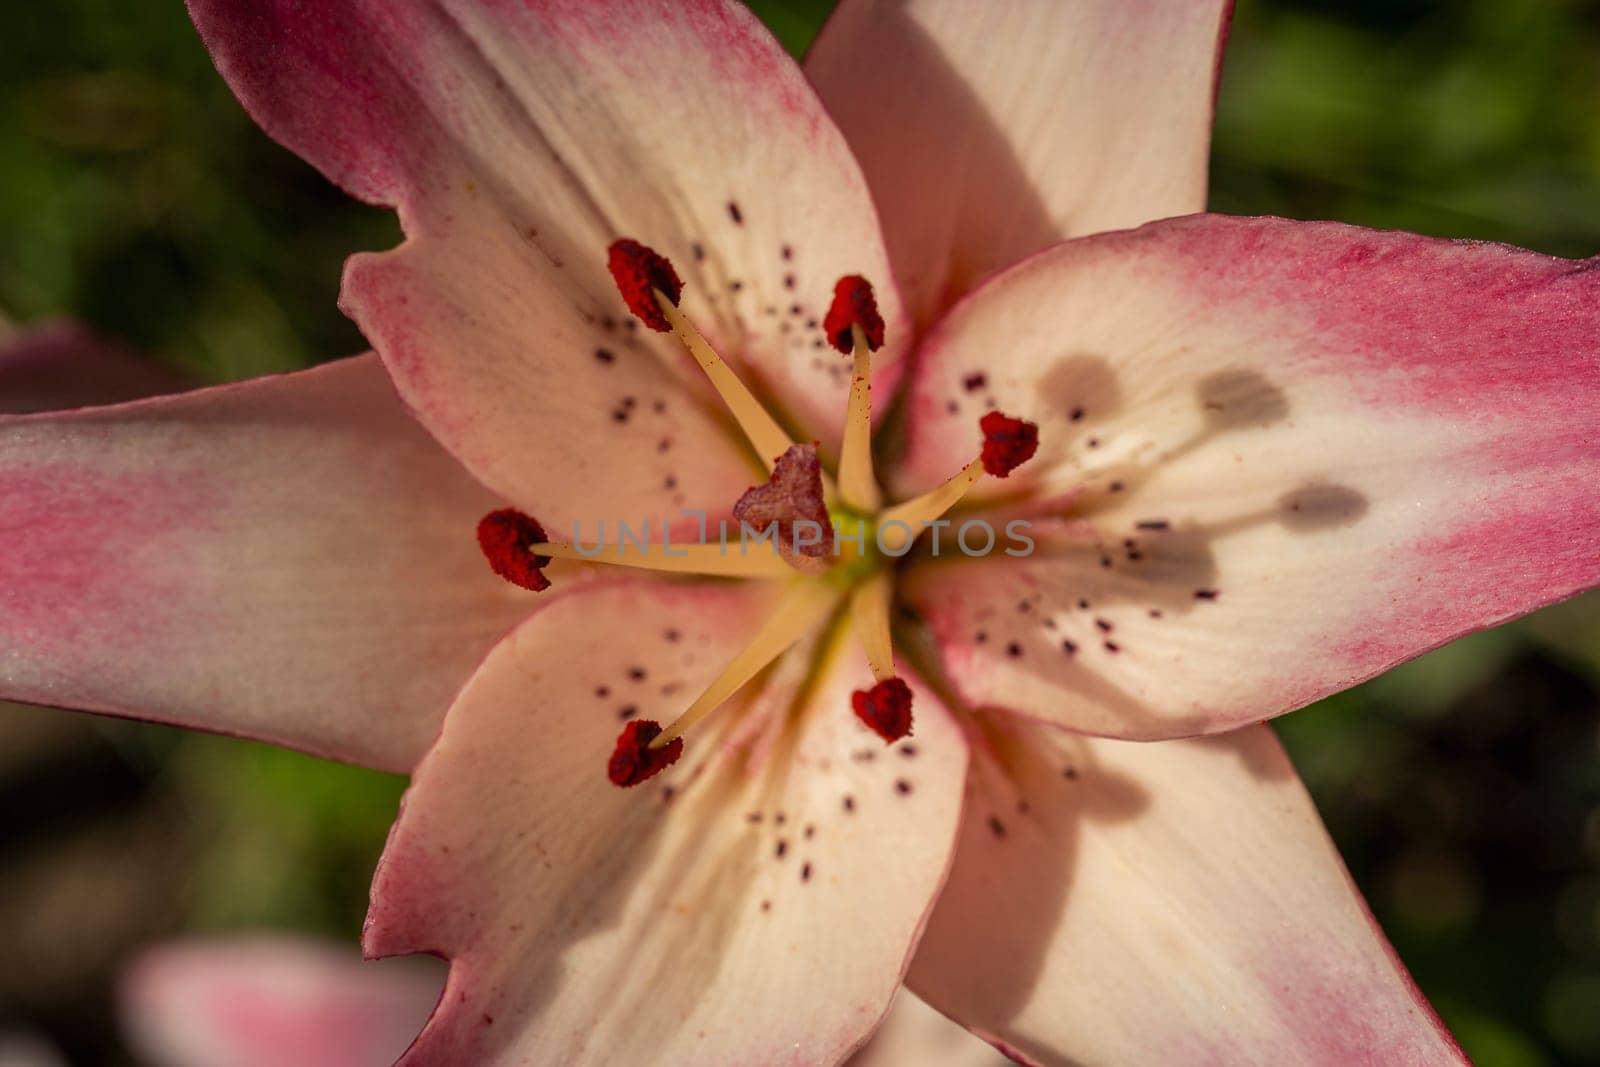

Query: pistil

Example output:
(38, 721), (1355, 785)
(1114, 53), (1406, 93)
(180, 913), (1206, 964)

(580, 243), (1048, 787)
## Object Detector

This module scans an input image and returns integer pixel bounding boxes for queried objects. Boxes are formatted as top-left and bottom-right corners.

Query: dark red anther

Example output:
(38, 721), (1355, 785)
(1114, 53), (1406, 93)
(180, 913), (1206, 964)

(822, 275), (885, 354)
(979, 411), (1039, 477)
(607, 239), (683, 331)
(476, 508), (552, 592)
(852, 678), (914, 743)
(608, 719), (684, 787)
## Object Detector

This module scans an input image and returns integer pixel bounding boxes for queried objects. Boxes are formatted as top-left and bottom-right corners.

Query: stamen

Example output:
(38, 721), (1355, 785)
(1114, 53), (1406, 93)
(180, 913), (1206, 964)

(822, 275), (885, 354)
(979, 411), (1039, 476)
(606, 237), (794, 471)
(849, 573), (912, 743)
(877, 411), (1039, 552)
(646, 580), (840, 751)
(656, 298), (795, 473)
(608, 719), (683, 787)
(852, 678), (913, 743)
(849, 572), (896, 681)
(826, 276), (885, 511)
(607, 239), (682, 331)
(877, 458), (982, 552)
(532, 539), (790, 578)
(477, 509), (551, 592)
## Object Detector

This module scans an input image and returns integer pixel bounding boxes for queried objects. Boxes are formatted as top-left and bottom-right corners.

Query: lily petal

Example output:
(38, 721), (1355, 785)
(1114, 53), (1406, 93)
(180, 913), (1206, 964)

(910, 719), (1466, 1066)
(0, 320), (187, 414)
(901, 215), (1600, 739)
(366, 580), (966, 1065)
(848, 989), (1009, 1067)
(188, 0), (908, 502)
(806, 0), (1231, 325)
(0, 355), (529, 773)
(120, 937), (443, 1067)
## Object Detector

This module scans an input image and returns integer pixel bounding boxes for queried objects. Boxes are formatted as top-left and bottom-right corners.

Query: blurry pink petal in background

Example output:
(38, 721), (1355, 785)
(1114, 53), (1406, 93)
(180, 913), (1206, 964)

(119, 938), (442, 1067)
(0, 320), (187, 414)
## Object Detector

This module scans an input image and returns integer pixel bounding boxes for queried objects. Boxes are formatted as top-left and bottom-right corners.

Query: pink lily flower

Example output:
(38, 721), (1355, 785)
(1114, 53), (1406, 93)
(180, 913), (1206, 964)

(4, 0), (1598, 1063)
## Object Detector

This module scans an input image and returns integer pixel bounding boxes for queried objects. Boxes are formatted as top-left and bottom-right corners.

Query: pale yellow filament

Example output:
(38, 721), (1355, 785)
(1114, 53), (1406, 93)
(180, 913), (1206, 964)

(836, 324), (881, 511)
(875, 458), (985, 553)
(650, 580), (842, 748)
(849, 571), (896, 682)
(657, 293), (794, 472)
(533, 540), (791, 578)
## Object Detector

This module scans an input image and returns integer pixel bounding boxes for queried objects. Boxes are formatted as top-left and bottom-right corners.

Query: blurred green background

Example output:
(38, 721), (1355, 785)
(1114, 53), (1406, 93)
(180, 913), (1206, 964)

(1, 0), (1598, 1063)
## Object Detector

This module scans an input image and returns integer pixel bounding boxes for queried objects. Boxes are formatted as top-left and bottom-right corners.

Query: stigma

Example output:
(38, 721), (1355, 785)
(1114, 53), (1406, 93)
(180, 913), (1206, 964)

(472, 240), (1040, 787)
